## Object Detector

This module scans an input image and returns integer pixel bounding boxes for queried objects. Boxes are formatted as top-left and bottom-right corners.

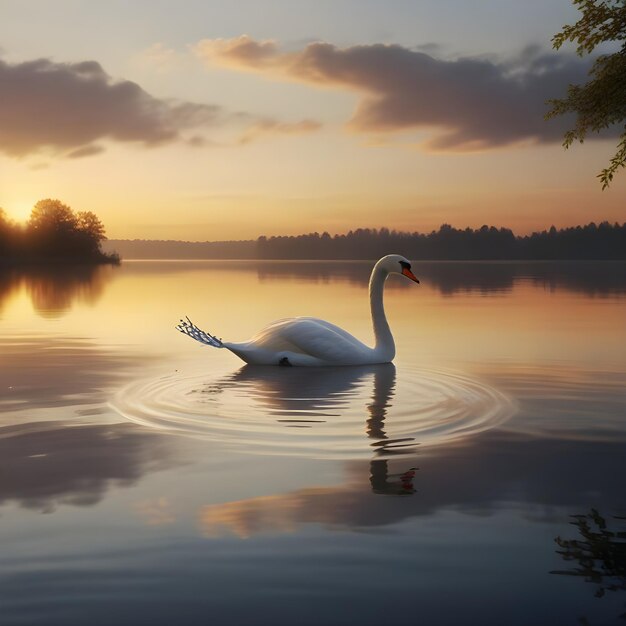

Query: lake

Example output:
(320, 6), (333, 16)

(1, 260), (625, 625)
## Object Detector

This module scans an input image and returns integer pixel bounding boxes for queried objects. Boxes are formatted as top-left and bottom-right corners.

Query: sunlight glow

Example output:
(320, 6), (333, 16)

(4, 200), (34, 224)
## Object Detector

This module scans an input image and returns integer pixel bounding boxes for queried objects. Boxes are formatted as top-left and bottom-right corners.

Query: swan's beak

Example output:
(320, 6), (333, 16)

(402, 267), (420, 283)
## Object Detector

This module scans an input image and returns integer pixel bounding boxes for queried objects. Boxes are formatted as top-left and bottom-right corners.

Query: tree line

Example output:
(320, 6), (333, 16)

(0, 199), (118, 267)
(256, 222), (626, 260)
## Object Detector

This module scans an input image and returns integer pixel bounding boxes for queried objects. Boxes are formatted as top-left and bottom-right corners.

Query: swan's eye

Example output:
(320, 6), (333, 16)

(399, 260), (411, 271)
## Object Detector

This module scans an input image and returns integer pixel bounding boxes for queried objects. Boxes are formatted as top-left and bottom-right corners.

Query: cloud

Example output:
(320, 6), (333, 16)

(135, 497), (176, 526)
(0, 56), (223, 158)
(195, 36), (599, 150)
(0, 54), (321, 158)
(196, 35), (279, 69)
(237, 118), (321, 144)
(66, 144), (105, 159)
(136, 42), (182, 73)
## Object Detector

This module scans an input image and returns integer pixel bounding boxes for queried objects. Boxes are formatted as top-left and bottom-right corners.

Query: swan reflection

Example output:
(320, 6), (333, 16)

(114, 358), (512, 459)
(211, 363), (388, 420)
(216, 363), (418, 495)
(370, 461), (417, 495)
(206, 362), (417, 455)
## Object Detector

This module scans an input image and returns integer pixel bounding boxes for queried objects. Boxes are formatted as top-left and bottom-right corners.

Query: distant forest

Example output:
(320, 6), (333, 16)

(103, 222), (626, 260)
(0, 199), (118, 267)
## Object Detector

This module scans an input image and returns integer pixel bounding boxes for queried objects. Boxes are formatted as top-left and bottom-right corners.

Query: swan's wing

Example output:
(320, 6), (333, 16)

(251, 317), (371, 363)
(258, 317), (366, 347)
(298, 317), (368, 347)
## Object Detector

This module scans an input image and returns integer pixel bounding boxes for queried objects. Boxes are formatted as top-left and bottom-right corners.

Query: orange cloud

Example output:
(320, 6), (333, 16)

(136, 43), (182, 73)
(195, 36), (612, 151)
(195, 35), (280, 69)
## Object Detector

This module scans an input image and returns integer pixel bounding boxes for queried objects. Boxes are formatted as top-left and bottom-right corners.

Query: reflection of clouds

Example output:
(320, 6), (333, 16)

(0, 335), (172, 512)
(0, 265), (115, 318)
(198, 429), (626, 538)
(200, 493), (301, 538)
(0, 336), (145, 413)
(199, 485), (371, 539)
(0, 422), (174, 512)
(135, 497), (176, 526)
(195, 459), (418, 538)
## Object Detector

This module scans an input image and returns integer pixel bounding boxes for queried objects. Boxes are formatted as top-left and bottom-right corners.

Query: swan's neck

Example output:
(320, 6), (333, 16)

(369, 263), (395, 359)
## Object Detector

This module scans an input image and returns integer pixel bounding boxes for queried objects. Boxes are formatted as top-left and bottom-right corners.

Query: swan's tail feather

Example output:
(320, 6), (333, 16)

(176, 317), (223, 348)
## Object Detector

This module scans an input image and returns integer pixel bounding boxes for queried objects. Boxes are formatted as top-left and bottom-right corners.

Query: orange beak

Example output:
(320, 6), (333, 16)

(402, 267), (420, 283)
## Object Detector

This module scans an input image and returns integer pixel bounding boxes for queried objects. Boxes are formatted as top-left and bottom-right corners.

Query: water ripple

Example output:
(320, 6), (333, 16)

(110, 363), (515, 459)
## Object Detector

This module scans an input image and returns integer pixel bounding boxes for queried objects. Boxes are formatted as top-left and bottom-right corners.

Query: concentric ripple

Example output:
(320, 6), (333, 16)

(110, 363), (515, 459)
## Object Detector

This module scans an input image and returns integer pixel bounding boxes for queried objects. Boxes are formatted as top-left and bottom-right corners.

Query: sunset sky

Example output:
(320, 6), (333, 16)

(1, 0), (624, 241)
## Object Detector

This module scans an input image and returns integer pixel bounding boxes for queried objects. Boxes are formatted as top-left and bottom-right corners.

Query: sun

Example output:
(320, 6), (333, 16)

(5, 200), (34, 224)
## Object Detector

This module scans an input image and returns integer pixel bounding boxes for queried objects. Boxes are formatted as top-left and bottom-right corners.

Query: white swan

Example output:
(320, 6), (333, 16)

(176, 254), (419, 366)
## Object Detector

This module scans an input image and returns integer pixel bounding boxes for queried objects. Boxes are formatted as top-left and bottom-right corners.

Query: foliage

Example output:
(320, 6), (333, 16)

(29, 199), (77, 232)
(255, 222), (626, 260)
(0, 199), (117, 267)
(546, 0), (626, 188)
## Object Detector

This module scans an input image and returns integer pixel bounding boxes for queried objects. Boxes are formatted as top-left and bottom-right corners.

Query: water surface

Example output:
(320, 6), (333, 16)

(1, 261), (625, 625)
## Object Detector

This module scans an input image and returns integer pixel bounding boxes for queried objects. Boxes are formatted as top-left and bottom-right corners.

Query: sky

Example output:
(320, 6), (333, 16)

(0, 0), (624, 241)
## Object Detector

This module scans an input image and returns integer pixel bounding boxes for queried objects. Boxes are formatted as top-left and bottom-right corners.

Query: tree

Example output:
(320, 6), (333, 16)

(546, 0), (626, 188)
(0, 208), (11, 255)
(28, 199), (77, 232)
(77, 210), (106, 242)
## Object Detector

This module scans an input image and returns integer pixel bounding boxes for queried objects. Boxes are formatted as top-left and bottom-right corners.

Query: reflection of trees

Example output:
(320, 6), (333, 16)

(254, 260), (626, 297)
(0, 265), (115, 317)
(552, 509), (626, 624)
(0, 270), (21, 314)
(553, 509), (626, 594)
(98, 257), (626, 297)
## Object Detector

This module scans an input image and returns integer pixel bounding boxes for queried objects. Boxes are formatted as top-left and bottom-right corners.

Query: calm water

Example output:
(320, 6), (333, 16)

(1, 260), (625, 625)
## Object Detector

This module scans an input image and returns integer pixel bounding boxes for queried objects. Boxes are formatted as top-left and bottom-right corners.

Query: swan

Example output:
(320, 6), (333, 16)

(176, 254), (419, 366)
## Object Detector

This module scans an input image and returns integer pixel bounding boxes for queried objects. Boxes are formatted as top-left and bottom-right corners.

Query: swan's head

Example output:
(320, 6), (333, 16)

(377, 254), (420, 283)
